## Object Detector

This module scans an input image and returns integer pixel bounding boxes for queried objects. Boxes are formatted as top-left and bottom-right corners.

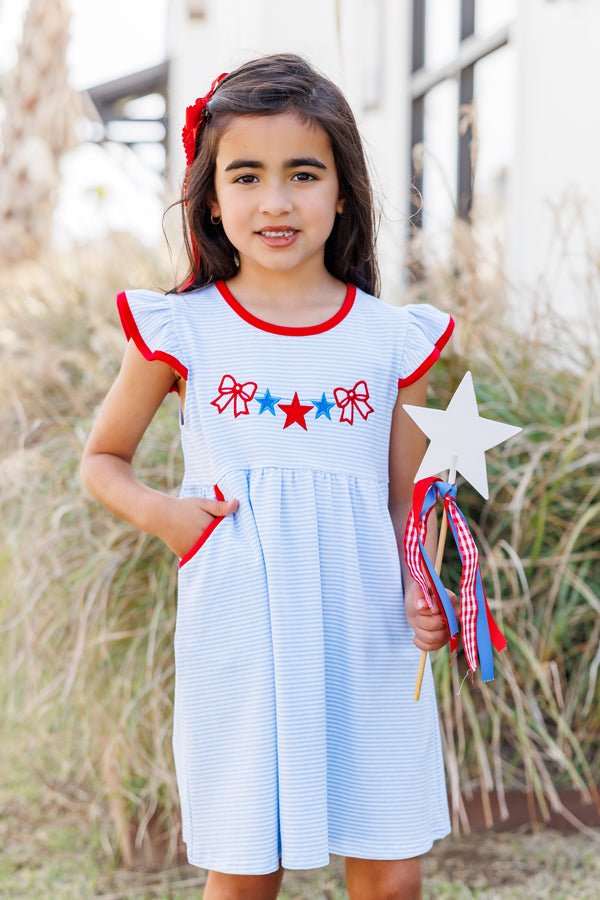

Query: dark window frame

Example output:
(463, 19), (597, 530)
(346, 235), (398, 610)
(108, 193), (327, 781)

(409, 0), (510, 226)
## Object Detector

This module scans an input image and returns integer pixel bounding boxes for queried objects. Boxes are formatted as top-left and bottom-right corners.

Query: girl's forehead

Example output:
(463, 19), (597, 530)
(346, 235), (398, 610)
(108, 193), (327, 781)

(215, 112), (334, 161)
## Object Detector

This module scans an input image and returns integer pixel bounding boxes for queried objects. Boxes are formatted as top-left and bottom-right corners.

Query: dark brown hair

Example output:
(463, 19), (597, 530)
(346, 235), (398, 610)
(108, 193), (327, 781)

(174, 53), (380, 296)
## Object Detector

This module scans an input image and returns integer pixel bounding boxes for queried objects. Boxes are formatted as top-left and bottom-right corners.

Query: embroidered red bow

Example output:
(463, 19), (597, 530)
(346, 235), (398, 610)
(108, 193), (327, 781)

(182, 72), (228, 166)
(334, 381), (374, 424)
(211, 374), (257, 417)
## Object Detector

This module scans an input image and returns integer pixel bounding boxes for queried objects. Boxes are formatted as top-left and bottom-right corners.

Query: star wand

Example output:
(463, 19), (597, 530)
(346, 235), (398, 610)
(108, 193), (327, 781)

(403, 371), (522, 701)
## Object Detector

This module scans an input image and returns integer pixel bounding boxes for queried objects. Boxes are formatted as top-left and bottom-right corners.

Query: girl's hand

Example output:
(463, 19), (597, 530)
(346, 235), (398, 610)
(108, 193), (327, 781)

(404, 579), (458, 652)
(157, 495), (238, 559)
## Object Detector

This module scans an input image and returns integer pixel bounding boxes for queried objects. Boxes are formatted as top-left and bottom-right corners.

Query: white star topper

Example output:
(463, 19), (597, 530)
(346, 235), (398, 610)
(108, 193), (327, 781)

(403, 371), (522, 499)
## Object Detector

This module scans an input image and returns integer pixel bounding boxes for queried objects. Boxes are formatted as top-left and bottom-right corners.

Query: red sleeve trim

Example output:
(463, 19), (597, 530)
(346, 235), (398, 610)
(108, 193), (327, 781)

(117, 291), (188, 381)
(397, 315), (455, 388)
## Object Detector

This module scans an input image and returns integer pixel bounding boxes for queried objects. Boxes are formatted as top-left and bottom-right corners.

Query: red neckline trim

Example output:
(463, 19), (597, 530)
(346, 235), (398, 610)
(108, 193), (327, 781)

(215, 281), (356, 335)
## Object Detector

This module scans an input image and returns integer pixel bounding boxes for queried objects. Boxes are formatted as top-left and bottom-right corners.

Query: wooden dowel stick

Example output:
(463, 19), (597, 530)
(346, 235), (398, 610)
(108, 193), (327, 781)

(414, 650), (428, 702)
(434, 510), (449, 574)
(413, 519), (449, 701)
(413, 457), (457, 702)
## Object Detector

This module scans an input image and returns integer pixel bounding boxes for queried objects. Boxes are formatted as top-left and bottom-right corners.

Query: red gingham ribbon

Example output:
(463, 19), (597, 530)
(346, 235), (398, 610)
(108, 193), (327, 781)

(404, 496), (459, 655)
(404, 477), (506, 680)
(444, 493), (480, 671)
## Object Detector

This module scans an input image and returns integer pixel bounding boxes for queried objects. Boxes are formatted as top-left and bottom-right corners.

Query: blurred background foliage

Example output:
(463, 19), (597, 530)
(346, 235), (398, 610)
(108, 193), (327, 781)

(0, 0), (598, 874)
(1, 219), (599, 868)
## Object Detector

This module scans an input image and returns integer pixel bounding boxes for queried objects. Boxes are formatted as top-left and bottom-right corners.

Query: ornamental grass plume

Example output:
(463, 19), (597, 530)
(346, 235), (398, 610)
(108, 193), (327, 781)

(0, 0), (81, 262)
(406, 217), (600, 837)
(0, 237), (182, 866)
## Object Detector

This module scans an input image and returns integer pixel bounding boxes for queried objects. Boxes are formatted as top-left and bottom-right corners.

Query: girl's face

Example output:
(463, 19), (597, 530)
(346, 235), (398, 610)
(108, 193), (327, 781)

(210, 112), (344, 286)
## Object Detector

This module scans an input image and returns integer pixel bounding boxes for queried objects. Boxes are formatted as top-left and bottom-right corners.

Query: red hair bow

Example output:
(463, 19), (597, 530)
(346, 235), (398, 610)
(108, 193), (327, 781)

(182, 72), (228, 166)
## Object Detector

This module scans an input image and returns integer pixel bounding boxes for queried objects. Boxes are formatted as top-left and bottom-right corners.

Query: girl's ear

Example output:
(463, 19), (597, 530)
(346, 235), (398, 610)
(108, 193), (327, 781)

(207, 191), (220, 219)
(337, 195), (345, 215)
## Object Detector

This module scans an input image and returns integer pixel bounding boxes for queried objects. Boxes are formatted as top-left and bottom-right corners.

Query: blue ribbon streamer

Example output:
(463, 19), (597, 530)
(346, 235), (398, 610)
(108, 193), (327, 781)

(416, 483), (459, 640)
(437, 485), (495, 681)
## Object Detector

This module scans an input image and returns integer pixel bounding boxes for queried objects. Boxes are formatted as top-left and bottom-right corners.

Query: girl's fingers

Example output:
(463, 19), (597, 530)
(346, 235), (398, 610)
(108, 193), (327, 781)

(408, 585), (458, 650)
(159, 496), (239, 558)
(416, 613), (448, 635)
(200, 497), (238, 518)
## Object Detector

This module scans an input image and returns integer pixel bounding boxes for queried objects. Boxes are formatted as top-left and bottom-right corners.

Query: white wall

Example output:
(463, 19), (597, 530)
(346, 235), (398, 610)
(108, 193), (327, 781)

(166, 0), (345, 182)
(165, 0), (412, 300)
(167, 0), (600, 321)
(509, 0), (600, 322)
(354, 0), (413, 300)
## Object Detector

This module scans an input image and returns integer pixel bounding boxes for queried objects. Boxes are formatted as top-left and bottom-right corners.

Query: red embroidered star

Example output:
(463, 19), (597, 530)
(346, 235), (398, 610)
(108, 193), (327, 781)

(278, 392), (314, 430)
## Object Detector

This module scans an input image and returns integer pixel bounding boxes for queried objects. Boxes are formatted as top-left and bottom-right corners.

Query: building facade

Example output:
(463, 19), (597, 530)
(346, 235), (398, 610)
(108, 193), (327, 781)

(166, 0), (600, 318)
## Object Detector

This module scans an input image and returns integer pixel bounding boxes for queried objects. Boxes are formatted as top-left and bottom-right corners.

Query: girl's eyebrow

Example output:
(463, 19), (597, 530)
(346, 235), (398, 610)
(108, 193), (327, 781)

(284, 157), (327, 170)
(224, 159), (263, 171)
(224, 156), (327, 172)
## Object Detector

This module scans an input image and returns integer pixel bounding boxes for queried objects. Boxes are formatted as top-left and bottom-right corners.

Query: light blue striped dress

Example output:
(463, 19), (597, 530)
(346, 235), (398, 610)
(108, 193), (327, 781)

(117, 281), (453, 874)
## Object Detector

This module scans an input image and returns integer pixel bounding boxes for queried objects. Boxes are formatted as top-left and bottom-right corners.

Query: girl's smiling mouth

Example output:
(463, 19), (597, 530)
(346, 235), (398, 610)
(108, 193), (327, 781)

(256, 228), (299, 246)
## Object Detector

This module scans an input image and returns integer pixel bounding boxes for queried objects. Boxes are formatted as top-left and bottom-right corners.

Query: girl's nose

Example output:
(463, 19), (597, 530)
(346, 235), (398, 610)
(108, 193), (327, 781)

(258, 182), (293, 216)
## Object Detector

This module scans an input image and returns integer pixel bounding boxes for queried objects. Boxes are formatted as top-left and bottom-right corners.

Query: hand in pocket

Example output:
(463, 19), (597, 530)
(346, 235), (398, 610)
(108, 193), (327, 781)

(159, 493), (238, 559)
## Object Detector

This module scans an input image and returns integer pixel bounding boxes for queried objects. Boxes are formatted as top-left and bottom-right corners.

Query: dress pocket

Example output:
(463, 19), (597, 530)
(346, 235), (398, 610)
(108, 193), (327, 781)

(178, 484), (225, 569)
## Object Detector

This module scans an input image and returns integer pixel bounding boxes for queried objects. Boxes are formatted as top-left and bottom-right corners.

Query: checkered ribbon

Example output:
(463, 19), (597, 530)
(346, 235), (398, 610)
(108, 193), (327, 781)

(404, 477), (506, 681)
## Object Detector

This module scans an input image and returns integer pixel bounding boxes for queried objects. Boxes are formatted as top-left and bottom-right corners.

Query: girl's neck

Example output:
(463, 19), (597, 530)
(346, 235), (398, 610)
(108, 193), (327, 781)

(225, 269), (347, 328)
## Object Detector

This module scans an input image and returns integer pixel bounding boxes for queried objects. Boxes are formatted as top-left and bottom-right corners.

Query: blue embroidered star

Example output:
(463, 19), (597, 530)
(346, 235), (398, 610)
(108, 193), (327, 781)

(255, 388), (281, 415)
(311, 393), (336, 420)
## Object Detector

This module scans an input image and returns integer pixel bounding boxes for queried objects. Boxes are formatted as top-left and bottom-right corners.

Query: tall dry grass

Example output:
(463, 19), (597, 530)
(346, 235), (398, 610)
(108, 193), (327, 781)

(1, 227), (599, 868)
(407, 219), (600, 836)
(0, 237), (183, 865)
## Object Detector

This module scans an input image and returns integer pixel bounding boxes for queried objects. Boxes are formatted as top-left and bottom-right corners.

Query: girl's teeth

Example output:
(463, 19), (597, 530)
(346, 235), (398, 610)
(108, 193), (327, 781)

(261, 230), (295, 237)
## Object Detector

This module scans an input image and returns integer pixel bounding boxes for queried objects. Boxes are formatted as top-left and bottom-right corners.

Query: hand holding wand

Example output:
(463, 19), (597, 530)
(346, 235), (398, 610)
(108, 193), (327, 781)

(413, 455), (456, 701)
(403, 372), (521, 701)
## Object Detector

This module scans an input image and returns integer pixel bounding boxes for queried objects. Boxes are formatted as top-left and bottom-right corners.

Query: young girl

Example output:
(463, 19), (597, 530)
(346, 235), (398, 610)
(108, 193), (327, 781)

(81, 53), (455, 900)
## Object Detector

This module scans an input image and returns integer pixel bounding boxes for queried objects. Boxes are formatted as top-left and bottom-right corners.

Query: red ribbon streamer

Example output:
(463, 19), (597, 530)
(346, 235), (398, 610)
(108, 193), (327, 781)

(404, 477), (506, 679)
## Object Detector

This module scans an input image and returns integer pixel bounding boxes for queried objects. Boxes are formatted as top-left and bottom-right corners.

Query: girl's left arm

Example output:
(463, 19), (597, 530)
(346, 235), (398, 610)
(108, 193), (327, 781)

(389, 373), (456, 652)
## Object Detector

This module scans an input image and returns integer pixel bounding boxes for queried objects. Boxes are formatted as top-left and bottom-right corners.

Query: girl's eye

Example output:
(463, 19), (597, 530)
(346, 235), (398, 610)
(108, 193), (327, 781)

(235, 174), (259, 185)
(291, 172), (316, 183)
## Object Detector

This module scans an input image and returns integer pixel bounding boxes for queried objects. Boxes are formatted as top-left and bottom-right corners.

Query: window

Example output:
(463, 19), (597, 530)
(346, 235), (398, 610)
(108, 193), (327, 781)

(410, 0), (516, 240)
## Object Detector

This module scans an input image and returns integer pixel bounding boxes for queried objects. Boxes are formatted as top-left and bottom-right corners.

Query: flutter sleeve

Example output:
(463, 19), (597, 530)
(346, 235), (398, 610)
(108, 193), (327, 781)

(116, 289), (188, 381)
(397, 303), (454, 388)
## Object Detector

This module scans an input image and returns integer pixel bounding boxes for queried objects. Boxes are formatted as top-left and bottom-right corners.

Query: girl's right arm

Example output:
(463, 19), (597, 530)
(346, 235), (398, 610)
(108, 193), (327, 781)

(81, 340), (237, 559)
